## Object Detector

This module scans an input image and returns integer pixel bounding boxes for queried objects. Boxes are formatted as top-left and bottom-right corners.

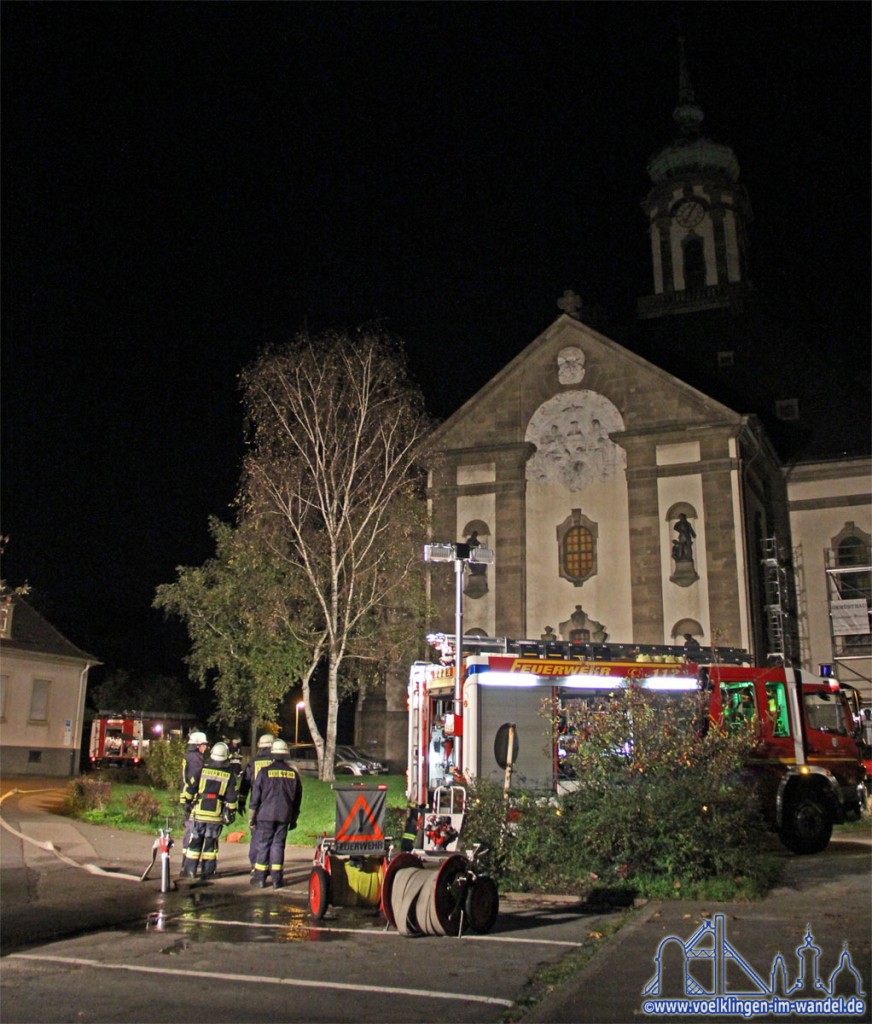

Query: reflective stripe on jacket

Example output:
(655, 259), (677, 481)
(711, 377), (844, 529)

(188, 763), (238, 823)
(250, 758), (302, 825)
(179, 748), (204, 805)
(237, 747), (274, 802)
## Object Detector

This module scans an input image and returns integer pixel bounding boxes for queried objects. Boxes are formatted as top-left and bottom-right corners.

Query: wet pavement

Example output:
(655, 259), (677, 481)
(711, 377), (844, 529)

(1, 777), (870, 1023)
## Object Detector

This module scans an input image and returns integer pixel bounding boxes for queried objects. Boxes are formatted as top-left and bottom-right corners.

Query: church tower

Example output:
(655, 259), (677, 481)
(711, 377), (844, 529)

(638, 36), (751, 319)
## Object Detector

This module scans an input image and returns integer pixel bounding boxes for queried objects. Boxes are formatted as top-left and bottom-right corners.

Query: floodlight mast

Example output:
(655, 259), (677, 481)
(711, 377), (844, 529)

(423, 541), (495, 781)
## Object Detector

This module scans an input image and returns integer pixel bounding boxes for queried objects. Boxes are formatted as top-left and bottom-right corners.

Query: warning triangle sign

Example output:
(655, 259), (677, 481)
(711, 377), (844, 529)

(333, 788), (386, 854)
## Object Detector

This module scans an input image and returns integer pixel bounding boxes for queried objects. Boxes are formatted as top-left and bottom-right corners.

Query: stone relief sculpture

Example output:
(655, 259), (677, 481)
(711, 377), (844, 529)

(525, 389), (626, 491)
(558, 605), (608, 644)
(557, 346), (586, 384)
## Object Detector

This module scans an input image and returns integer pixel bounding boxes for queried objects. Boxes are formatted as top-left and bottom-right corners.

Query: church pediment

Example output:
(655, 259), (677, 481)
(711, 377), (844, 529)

(429, 313), (743, 456)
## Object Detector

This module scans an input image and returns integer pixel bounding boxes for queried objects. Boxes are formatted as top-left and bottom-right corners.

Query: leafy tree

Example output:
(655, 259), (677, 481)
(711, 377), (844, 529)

(88, 669), (190, 714)
(154, 516), (310, 746)
(238, 327), (432, 779)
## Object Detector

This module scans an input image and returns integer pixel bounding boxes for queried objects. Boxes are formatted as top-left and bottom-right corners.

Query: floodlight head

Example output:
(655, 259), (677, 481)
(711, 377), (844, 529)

(424, 542), (495, 565)
(424, 543), (456, 562)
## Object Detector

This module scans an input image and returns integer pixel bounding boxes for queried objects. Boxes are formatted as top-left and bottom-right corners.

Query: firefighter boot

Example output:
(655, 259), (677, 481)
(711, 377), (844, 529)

(250, 868), (268, 887)
(271, 869), (284, 890)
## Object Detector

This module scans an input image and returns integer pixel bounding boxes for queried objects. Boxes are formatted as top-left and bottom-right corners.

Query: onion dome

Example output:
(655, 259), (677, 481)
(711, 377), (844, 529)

(647, 35), (739, 184)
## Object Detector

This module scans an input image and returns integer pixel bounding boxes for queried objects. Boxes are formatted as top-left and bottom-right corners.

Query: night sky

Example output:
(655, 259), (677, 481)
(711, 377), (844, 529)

(2, 3), (869, 687)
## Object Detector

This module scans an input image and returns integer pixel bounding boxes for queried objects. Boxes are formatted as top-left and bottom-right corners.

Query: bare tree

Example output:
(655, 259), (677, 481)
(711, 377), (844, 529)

(239, 327), (433, 779)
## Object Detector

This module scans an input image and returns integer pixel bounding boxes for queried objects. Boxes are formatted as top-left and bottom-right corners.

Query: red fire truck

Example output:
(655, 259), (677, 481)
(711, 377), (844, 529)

(88, 712), (192, 769)
(407, 636), (865, 855)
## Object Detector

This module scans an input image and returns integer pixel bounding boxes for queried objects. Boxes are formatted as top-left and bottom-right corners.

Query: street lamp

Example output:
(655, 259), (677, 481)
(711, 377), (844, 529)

(295, 700), (306, 745)
(423, 541), (495, 777)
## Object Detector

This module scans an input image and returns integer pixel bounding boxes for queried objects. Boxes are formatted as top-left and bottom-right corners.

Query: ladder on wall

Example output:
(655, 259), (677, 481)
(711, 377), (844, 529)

(762, 536), (790, 664)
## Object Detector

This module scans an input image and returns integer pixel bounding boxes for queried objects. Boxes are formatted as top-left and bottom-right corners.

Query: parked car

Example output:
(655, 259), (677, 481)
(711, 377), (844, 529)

(286, 743), (387, 777)
(334, 745), (388, 775)
(286, 743), (319, 776)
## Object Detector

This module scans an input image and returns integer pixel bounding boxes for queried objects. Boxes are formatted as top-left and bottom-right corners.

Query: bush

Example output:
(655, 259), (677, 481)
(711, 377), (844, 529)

(124, 790), (161, 824)
(143, 736), (186, 791)
(459, 689), (772, 899)
(462, 780), (597, 896)
(66, 776), (112, 813)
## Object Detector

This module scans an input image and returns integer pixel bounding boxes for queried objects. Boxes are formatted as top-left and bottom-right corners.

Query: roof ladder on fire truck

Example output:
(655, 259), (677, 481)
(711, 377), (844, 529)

(762, 536), (788, 664)
(425, 633), (751, 665)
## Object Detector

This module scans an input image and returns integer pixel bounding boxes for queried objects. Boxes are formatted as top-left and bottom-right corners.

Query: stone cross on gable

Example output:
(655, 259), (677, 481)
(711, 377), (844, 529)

(557, 288), (582, 318)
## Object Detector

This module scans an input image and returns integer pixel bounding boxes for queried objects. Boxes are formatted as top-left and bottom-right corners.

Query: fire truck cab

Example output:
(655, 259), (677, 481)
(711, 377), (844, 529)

(88, 711), (191, 769)
(407, 637), (865, 856)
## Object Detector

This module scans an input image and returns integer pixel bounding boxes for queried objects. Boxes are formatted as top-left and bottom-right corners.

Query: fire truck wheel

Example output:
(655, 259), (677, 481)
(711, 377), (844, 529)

(780, 794), (833, 855)
(309, 866), (331, 919)
(464, 876), (499, 933)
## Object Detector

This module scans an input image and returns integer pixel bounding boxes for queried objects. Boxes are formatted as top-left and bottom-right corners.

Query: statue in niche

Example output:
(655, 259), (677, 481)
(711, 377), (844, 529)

(673, 513), (696, 562)
(540, 625), (557, 642)
(463, 529), (489, 599)
(670, 512), (699, 587)
(558, 605), (608, 644)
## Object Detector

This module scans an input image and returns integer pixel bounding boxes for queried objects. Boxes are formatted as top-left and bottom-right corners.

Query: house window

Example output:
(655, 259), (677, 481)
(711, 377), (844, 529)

(774, 398), (799, 421)
(556, 510), (598, 586)
(835, 529), (871, 605)
(717, 350), (734, 368)
(28, 750), (42, 764)
(837, 534), (869, 569)
(29, 679), (51, 723)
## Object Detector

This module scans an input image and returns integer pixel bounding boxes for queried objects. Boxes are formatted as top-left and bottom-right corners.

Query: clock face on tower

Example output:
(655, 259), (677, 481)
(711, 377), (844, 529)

(675, 199), (705, 228)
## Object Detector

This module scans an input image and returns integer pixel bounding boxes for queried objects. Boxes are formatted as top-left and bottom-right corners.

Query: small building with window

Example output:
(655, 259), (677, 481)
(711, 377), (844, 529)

(0, 595), (100, 776)
(787, 458), (872, 697)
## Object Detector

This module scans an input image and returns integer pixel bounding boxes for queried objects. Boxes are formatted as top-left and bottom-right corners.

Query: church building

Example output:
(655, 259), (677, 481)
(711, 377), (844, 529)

(363, 38), (871, 765)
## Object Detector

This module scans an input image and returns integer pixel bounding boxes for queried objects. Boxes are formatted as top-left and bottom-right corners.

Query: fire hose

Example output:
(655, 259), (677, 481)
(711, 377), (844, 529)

(382, 852), (498, 937)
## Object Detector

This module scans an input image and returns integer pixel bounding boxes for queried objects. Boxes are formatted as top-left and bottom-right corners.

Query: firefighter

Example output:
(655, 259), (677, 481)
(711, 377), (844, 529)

(226, 736), (244, 782)
(249, 738), (302, 889)
(237, 733), (276, 872)
(400, 803), (421, 851)
(179, 730), (208, 875)
(181, 741), (238, 880)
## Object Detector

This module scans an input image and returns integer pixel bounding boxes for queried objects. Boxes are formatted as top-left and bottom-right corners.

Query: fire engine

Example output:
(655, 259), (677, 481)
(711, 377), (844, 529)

(407, 636), (866, 856)
(88, 711), (192, 769)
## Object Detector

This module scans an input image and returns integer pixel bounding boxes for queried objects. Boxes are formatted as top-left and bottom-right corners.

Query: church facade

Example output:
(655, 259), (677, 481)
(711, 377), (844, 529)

(425, 313), (788, 661)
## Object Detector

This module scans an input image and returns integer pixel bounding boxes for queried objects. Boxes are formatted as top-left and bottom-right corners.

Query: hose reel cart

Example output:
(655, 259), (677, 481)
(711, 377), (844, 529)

(309, 783), (390, 919)
(381, 786), (499, 937)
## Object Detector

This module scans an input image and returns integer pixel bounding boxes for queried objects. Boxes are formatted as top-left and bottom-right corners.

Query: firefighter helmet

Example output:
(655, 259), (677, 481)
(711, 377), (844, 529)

(189, 731), (207, 746)
(271, 739), (290, 757)
(210, 741), (230, 762)
(258, 733), (274, 748)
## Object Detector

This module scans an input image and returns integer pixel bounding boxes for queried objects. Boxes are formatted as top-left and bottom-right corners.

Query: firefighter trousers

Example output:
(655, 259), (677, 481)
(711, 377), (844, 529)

(183, 821), (223, 878)
(251, 821), (290, 887)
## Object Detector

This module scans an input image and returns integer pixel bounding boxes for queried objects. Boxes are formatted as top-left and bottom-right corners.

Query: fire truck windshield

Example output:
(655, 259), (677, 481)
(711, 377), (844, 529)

(804, 691), (850, 735)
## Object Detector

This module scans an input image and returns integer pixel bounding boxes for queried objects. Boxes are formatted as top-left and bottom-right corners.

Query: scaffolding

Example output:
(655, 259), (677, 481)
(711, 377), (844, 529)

(824, 546), (872, 689)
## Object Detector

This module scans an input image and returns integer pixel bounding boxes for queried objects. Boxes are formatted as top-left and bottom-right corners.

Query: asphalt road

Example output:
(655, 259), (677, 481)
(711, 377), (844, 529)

(1, 780), (869, 1024)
